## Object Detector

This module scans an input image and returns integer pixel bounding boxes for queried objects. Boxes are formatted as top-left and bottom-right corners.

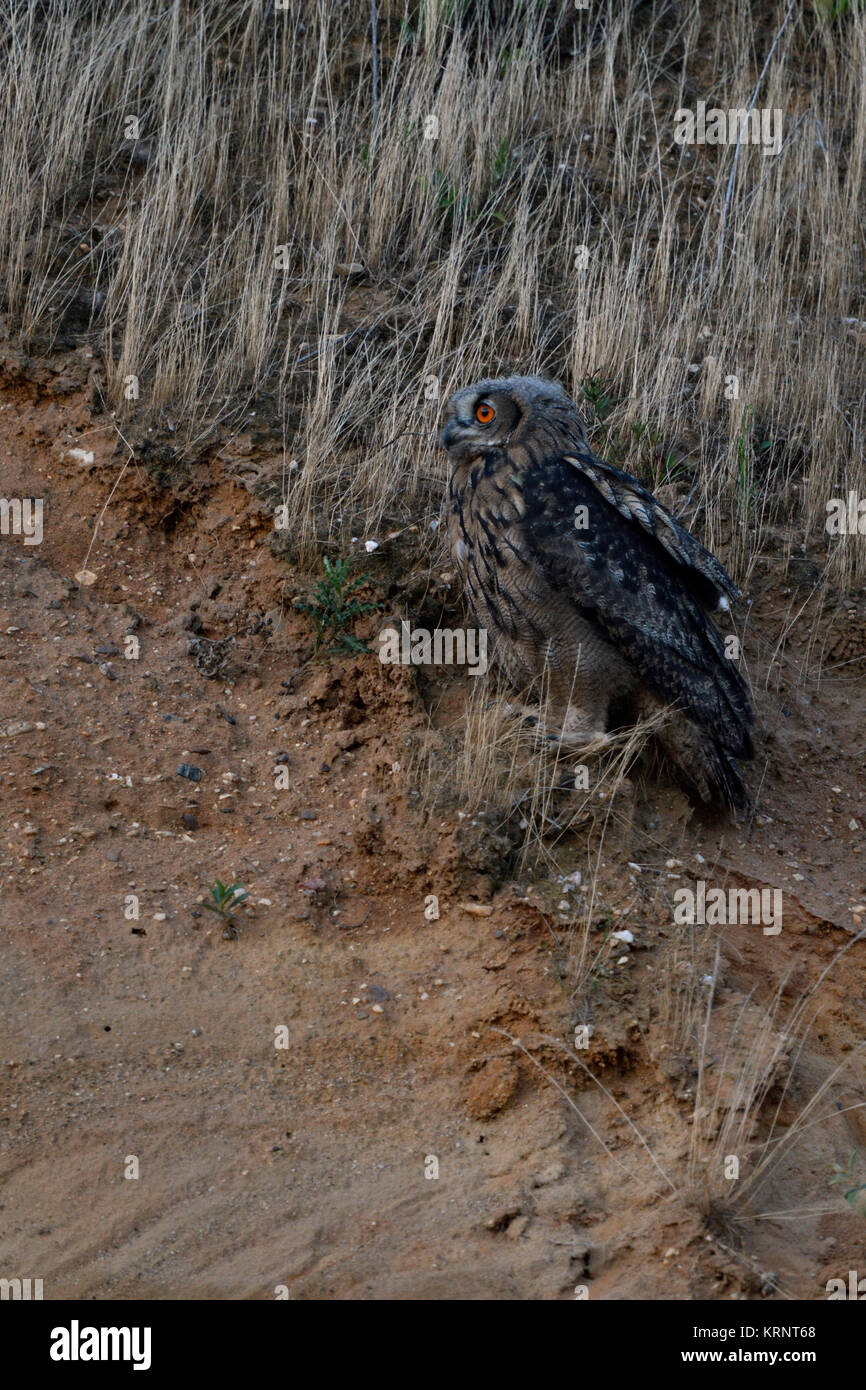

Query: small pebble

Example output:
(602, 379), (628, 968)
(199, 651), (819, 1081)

(533, 1161), (565, 1187)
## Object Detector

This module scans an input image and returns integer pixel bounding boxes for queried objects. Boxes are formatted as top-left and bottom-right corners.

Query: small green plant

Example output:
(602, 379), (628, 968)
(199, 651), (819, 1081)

(734, 407), (773, 515)
(814, 0), (862, 19)
(579, 373), (616, 423)
(604, 437), (627, 467)
(498, 47), (524, 78)
(628, 420), (685, 489)
(423, 166), (465, 221)
(203, 879), (249, 939)
(736, 431), (752, 507)
(828, 1153), (866, 1216)
(583, 400), (684, 489)
(419, 164), (473, 223)
(492, 138), (510, 182)
(296, 555), (381, 655)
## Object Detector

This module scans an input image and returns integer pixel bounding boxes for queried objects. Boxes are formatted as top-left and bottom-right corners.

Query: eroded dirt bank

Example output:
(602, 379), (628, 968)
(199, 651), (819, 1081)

(2, 352), (865, 1299)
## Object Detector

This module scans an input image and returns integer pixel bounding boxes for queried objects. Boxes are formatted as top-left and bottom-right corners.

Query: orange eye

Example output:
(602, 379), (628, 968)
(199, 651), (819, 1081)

(476, 402), (495, 424)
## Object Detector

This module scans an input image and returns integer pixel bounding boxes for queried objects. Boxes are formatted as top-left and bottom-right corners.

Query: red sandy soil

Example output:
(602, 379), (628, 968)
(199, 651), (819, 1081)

(2, 339), (866, 1299)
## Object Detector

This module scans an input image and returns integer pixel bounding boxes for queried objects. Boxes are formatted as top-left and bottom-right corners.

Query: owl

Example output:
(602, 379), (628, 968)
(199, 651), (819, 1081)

(440, 375), (754, 813)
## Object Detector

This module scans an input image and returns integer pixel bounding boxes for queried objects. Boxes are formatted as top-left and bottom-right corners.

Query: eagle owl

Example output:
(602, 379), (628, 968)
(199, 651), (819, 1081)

(440, 375), (754, 812)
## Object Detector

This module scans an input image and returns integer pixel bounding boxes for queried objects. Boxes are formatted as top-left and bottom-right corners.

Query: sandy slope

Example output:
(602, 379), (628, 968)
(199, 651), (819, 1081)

(1, 349), (865, 1299)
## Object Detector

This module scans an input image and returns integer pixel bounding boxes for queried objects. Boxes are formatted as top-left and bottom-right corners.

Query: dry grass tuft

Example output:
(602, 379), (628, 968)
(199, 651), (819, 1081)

(1, 1), (864, 582)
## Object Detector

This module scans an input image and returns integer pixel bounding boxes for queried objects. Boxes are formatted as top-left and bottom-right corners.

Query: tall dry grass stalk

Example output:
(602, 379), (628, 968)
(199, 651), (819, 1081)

(662, 931), (866, 1227)
(1, 1), (863, 584)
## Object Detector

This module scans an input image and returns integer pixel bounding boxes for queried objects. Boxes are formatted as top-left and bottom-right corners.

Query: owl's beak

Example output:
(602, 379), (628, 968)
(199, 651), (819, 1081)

(440, 419), (463, 450)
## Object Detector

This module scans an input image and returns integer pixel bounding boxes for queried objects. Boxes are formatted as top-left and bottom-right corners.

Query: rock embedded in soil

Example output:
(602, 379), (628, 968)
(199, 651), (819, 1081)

(465, 1057), (519, 1121)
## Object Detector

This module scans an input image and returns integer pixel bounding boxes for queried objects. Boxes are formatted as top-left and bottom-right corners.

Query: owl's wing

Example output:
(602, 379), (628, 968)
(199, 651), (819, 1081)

(516, 449), (753, 758)
(562, 448), (739, 606)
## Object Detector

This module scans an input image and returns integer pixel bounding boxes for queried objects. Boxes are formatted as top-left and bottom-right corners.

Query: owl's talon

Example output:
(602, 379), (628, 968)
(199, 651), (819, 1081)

(558, 731), (613, 752)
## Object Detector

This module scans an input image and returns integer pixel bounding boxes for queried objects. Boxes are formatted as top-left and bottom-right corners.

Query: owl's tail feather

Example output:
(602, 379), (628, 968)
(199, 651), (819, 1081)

(690, 740), (751, 818)
(637, 694), (751, 817)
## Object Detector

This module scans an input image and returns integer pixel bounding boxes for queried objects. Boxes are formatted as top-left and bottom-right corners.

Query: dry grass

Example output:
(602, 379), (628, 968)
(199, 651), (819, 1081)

(408, 669), (663, 870)
(1, 0), (864, 585)
(706, 950), (866, 1214)
(648, 928), (866, 1234)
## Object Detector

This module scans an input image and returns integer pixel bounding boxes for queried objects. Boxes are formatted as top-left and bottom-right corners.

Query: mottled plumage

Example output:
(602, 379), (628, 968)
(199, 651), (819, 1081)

(440, 374), (754, 812)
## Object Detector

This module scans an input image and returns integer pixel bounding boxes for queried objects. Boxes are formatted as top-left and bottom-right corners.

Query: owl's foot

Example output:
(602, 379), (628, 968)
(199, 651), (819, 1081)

(557, 704), (612, 750)
(503, 701), (611, 751)
(502, 699), (544, 727)
(555, 728), (614, 752)
(502, 701), (561, 744)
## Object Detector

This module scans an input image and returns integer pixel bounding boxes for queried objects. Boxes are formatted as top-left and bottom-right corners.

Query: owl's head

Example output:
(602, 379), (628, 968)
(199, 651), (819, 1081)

(439, 374), (583, 463)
